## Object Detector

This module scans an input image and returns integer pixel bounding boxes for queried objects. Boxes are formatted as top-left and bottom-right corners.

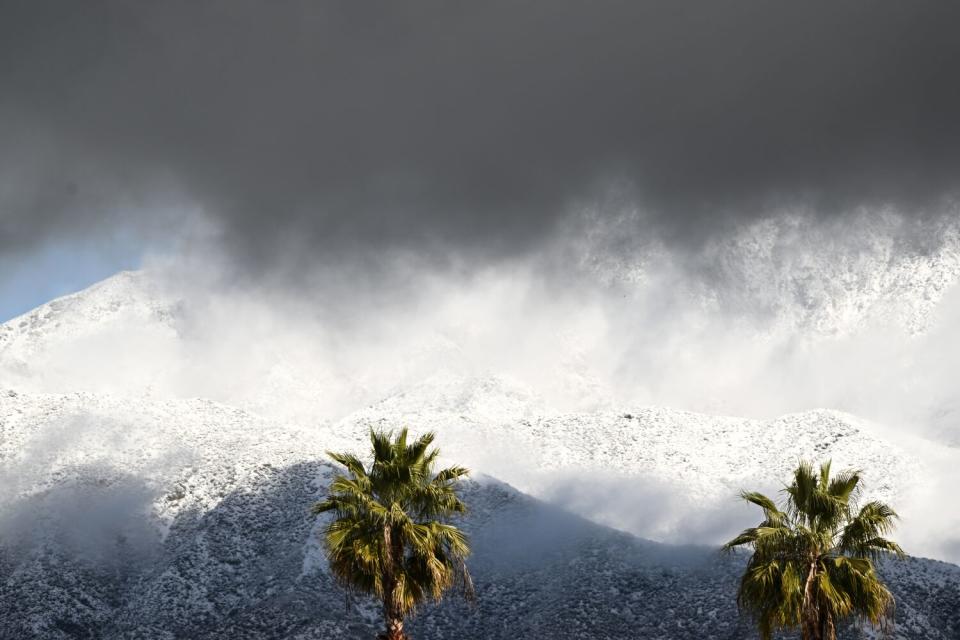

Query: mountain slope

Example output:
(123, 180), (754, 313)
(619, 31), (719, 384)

(579, 211), (960, 335)
(1, 390), (958, 639)
(3, 269), (960, 637)
(339, 376), (938, 547)
(2, 271), (959, 557)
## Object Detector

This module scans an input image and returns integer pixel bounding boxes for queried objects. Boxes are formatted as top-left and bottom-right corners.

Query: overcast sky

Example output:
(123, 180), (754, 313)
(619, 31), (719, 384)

(3, 1), (960, 318)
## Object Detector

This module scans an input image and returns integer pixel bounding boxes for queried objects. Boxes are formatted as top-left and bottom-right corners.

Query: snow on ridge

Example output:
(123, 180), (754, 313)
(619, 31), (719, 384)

(0, 271), (183, 387)
(5, 253), (960, 426)
(346, 379), (915, 489)
(2, 267), (958, 557)
(7, 220), (960, 370)
(0, 270), (176, 344)
(1, 388), (958, 639)
(0, 390), (346, 536)
(334, 379), (933, 549)
(1, 385), (928, 550)
(699, 213), (960, 336)
(579, 210), (960, 336)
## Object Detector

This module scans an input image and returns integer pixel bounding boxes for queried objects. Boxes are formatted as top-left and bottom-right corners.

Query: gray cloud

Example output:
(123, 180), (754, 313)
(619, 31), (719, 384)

(3, 1), (960, 270)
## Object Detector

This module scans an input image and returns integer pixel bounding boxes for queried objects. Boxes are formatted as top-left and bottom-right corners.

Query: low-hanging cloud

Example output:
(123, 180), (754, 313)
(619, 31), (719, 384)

(7, 208), (960, 434)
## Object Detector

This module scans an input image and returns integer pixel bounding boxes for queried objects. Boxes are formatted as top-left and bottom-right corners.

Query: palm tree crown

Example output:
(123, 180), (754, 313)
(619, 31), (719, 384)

(313, 428), (473, 640)
(724, 460), (905, 640)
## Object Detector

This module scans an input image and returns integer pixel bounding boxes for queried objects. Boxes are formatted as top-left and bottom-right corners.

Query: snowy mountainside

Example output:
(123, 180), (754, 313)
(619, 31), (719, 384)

(0, 272), (495, 422)
(340, 376), (927, 544)
(0, 271), (180, 360)
(1, 390), (958, 639)
(6, 247), (960, 431)
(3, 267), (960, 635)
(0, 390), (346, 639)
(3, 272), (960, 557)
(698, 213), (960, 335)
(0, 271), (184, 395)
(578, 211), (960, 335)
(0, 390), (350, 540)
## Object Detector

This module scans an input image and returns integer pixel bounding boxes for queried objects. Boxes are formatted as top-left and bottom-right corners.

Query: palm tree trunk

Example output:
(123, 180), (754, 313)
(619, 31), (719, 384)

(802, 558), (822, 640)
(380, 524), (408, 640)
(822, 610), (836, 640)
(381, 598), (407, 639)
(383, 614), (405, 640)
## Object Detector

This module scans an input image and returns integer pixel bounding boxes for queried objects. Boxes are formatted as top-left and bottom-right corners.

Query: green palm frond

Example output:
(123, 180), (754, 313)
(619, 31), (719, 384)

(827, 468), (861, 503)
(327, 451), (369, 479)
(839, 500), (904, 560)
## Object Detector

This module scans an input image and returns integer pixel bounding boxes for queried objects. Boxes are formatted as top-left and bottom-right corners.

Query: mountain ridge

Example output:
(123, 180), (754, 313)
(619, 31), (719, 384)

(3, 267), (960, 637)
(1, 389), (958, 639)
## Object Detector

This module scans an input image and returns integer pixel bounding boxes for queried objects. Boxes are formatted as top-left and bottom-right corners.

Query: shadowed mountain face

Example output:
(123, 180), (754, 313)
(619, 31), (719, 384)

(1, 456), (958, 640)
(0, 391), (957, 639)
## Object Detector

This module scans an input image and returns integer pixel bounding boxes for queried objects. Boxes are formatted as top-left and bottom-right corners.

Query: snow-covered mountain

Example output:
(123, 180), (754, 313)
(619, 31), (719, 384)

(8, 220), (960, 427)
(3, 263), (960, 638)
(1, 390), (959, 640)
(0, 271), (181, 362)
(577, 210), (960, 335)
(340, 378), (934, 545)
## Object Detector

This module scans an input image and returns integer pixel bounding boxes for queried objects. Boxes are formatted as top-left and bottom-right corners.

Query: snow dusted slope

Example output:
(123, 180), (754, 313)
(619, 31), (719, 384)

(0, 390), (352, 639)
(0, 271), (180, 358)
(1, 390), (959, 640)
(3, 271), (960, 556)
(0, 272), (183, 394)
(0, 272), (174, 352)
(340, 375), (929, 544)
(579, 210), (960, 335)
(3, 266), (960, 636)
(0, 271), (374, 421)
(699, 213), (960, 335)
(0, 389), (351, 527)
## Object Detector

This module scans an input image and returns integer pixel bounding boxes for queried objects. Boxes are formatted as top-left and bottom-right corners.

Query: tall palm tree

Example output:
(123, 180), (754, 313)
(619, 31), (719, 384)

(723, 460), (905, 640)
(313, 428), (474, 640)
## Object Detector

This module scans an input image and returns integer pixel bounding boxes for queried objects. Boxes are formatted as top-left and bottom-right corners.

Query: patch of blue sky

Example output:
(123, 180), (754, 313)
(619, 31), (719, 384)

(0, 239), (143, 322)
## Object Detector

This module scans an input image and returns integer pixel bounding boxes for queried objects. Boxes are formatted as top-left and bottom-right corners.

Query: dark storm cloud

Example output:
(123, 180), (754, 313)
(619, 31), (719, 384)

(2, 0), (960, 267)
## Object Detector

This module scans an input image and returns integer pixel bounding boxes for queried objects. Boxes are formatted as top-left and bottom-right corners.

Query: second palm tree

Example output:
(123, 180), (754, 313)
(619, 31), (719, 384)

(724, 460), (904, 640)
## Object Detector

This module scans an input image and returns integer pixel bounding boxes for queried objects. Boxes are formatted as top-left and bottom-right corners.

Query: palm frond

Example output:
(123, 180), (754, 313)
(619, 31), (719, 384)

(839, 501), (901, 557)
(827, 468), (861, 504)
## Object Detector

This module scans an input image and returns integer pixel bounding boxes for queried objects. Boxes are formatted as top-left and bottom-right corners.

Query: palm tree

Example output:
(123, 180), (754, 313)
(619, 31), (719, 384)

(723, 460), (905, 640)
(313, 428), (474, 640)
